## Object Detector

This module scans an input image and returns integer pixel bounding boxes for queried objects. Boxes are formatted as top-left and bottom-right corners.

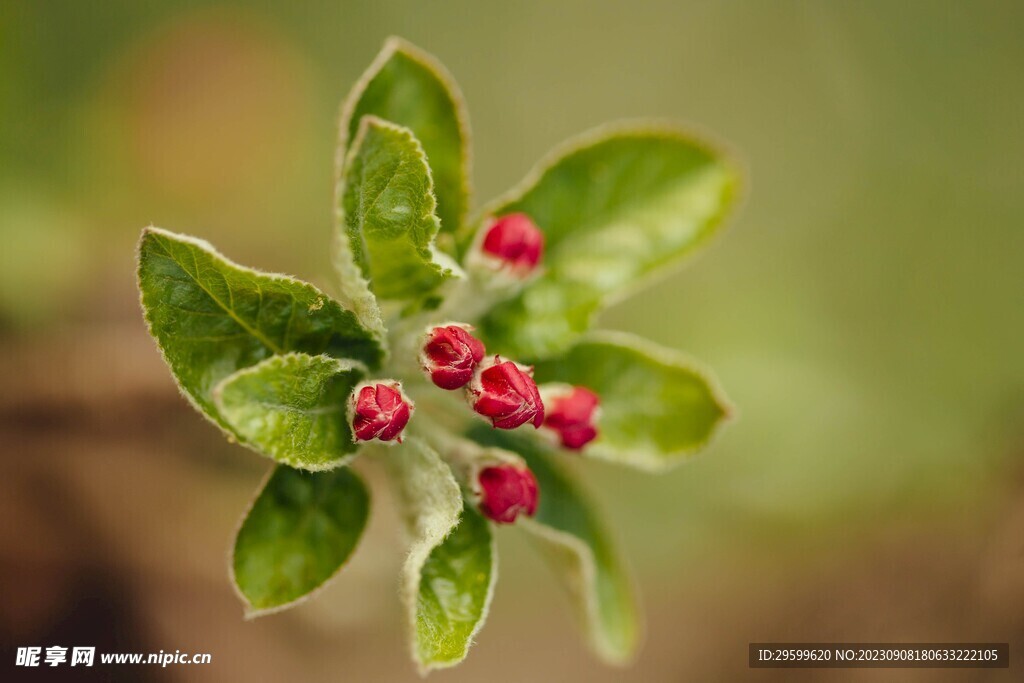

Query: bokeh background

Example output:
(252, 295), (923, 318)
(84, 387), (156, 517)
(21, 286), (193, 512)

(2, 1), (1022, 680)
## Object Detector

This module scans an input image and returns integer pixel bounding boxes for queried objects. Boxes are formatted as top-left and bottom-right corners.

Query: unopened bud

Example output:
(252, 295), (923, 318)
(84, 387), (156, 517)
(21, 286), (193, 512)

(348, 381), (413, 443)
(479, 213), (544, 276)
(420, 324), (486, 390)
(543, 385), (600, 450)
(468, 356), (544, 429)
(477, 464), (539, 524)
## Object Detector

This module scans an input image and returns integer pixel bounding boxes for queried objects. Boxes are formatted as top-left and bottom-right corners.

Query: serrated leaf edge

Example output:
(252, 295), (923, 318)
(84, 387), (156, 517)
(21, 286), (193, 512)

(136, 227), (383, 438)
(335, 36), (473, 245)
(336, 116), (464, 309)
(212, 352), (367, 472)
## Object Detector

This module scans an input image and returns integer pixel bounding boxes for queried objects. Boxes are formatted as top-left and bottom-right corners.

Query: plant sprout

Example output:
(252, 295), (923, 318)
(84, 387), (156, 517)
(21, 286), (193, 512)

(136, 37), (739, 673)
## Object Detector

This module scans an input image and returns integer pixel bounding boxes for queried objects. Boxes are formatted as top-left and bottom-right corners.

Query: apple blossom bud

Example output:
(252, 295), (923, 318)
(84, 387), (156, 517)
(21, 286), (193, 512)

(479, 213), (544, 275)
(348, 381), (413, 443)
(543, 385), (600, 450)
(477, 464), (539, 524)
(468, 356), (544, 429)
(420, 324), (486, 390)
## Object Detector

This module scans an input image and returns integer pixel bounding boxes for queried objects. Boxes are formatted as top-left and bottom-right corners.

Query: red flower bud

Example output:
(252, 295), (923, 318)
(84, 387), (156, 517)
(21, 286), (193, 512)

(480, 213), (544, 275)
(543, 386), (600, 450)
(469, 356), (544, 429)
(420, 324), (486, 390)
(348, 382), (413, 443)
(477, 465), (539, 524)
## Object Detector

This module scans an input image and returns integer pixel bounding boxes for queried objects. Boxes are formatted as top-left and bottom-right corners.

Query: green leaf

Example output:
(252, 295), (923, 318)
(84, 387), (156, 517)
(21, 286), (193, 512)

(385, 439), (463, 561)
(213, 353), (365, 470)
(338, 37), (470, 252)
(469, 427), (638, 664)
(385, 438), (496, 672)
(337, 117), (460, 303)
(415, 504), (495, 672)
(232, 465), (369, 615)
(136, 227), (383, 432)
(533, 332), (731, 470)
(477, 125), (740, 358)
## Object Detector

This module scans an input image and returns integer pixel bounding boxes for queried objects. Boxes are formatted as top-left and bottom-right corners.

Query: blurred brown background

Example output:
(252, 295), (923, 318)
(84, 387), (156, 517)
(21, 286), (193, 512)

(1, 1), (1022, 680)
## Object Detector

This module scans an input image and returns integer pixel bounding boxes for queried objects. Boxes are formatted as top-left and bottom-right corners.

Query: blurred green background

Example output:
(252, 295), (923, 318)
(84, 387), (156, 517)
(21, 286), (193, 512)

(2, 1), (1022, 680)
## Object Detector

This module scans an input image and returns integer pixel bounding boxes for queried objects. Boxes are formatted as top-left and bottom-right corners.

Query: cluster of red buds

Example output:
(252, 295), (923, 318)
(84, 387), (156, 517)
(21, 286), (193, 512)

(421, 324), (544, 426)
(344, 214), (601, 524)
